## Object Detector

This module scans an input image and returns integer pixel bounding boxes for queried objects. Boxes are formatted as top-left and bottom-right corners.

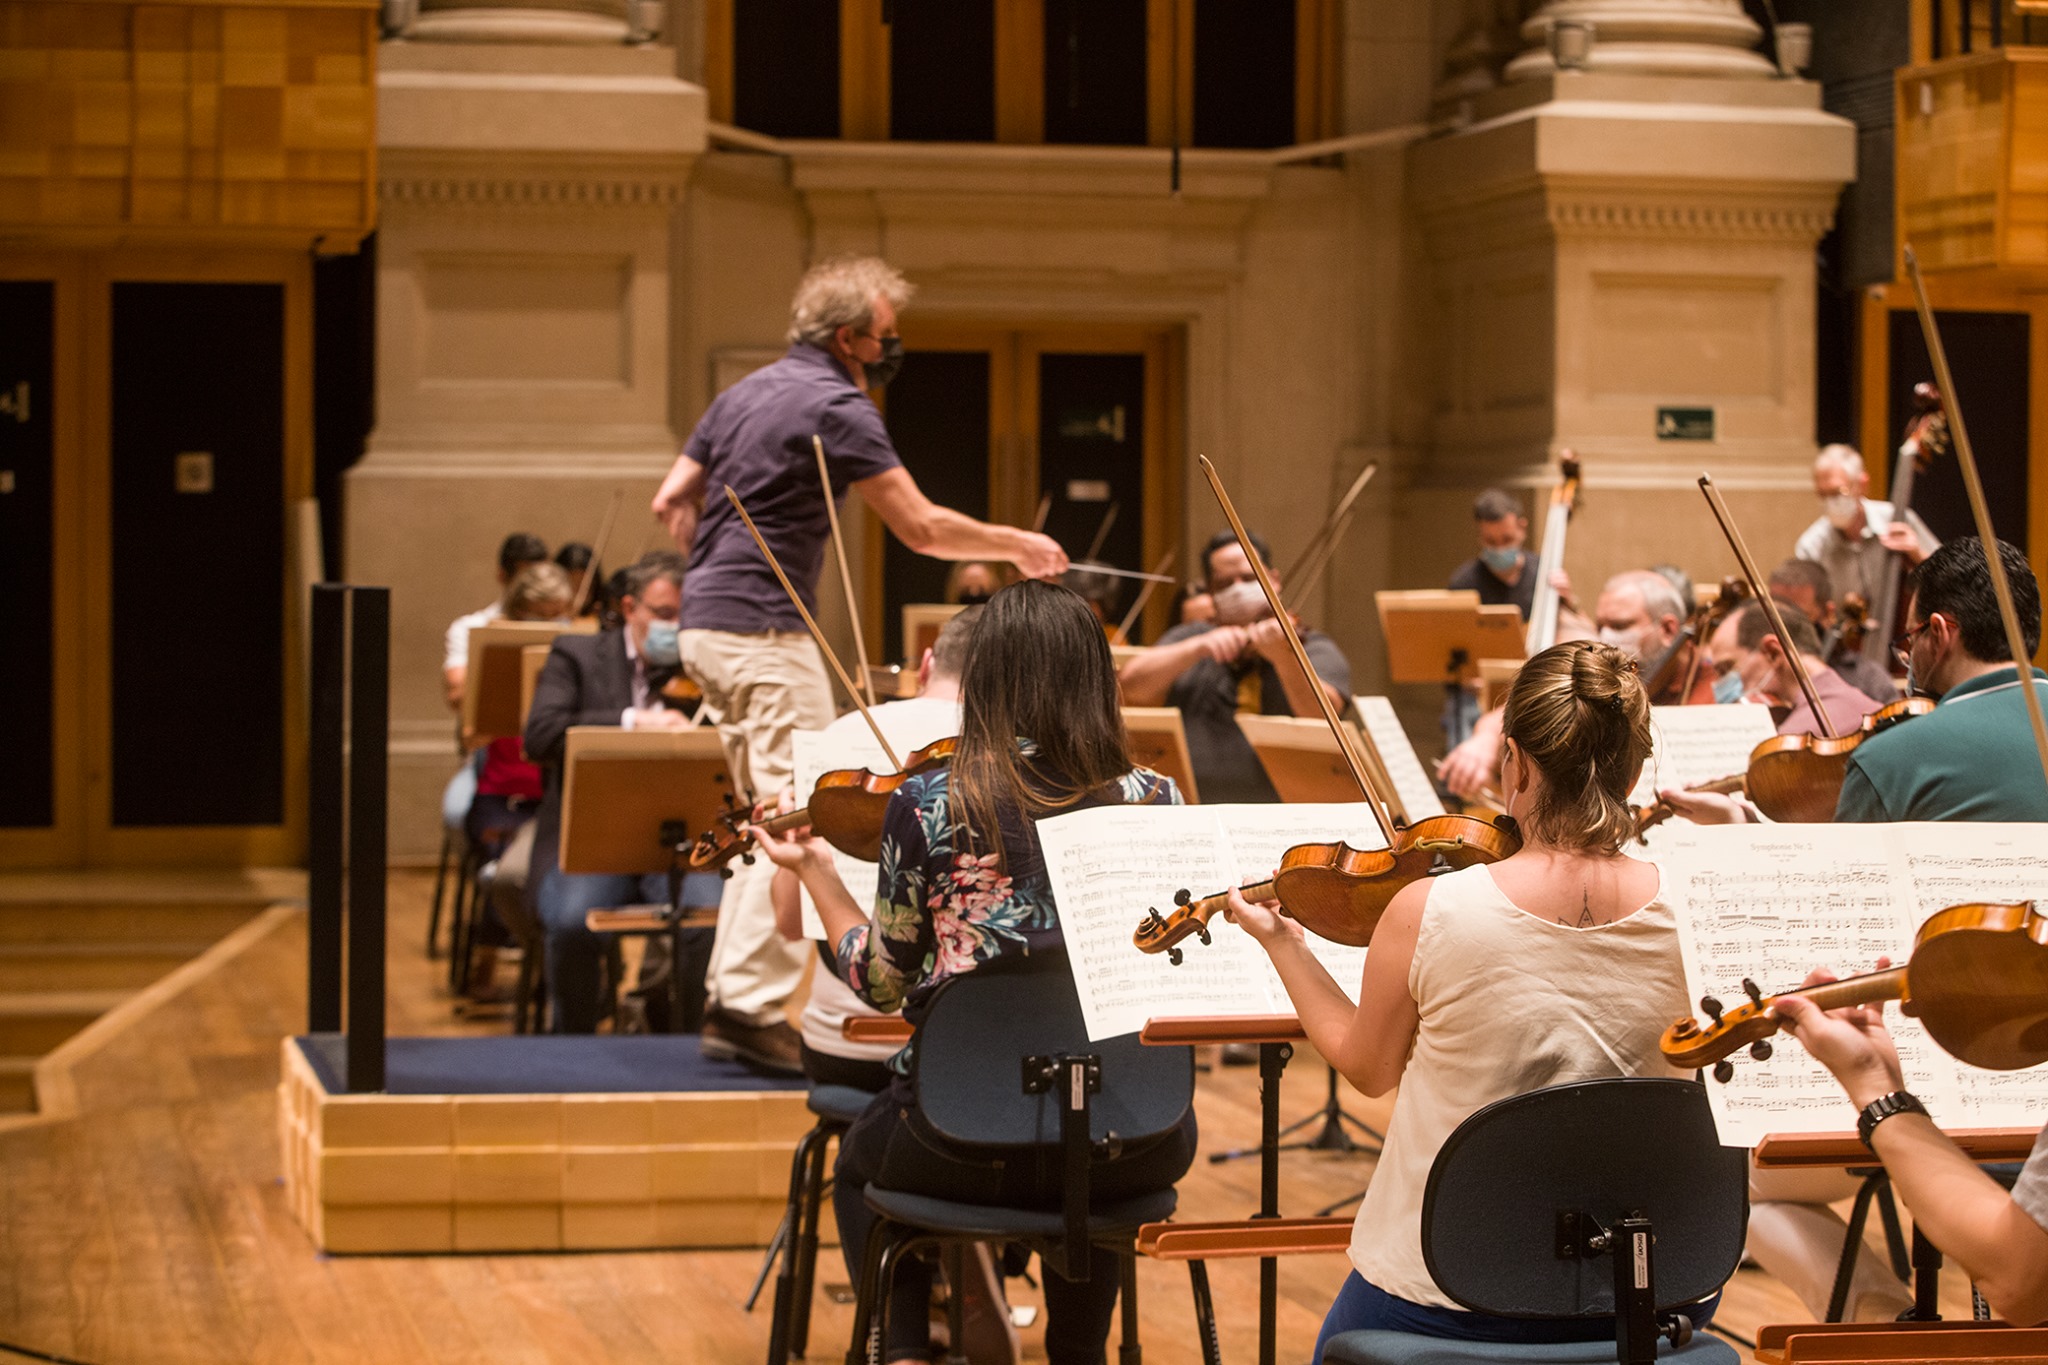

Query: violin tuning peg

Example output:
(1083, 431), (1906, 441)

(1712, 1060), (1735, 1084)
(1741, 978), (1764, 1008)
(1167, 947), (1184, 967)
(1173, 888), (1192, 907)
(1748, 1039), (1773, 1061)
(713, 772), (728, 785)
(1195, 925), (1211, 946)
(740, 852), (755, 867)
(719, 867), (734, 881)
(1700, 996), (1724, 1026)
(1143, 907), (1166, 929)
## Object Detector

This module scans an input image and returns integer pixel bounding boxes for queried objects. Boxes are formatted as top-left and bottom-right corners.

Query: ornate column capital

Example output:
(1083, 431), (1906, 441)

(1506, 0), (1775, 81)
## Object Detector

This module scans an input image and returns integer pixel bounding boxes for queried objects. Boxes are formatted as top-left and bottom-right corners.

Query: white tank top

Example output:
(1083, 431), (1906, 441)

(1348, 862), (1689, 1308)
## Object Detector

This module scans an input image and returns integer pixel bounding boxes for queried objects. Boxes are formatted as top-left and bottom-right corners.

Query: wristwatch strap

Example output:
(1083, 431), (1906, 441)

(1856, 1090), (1928, 1148)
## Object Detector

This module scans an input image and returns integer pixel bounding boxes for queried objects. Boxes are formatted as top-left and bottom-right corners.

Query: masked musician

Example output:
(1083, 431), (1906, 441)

(1118, 528), (1353, 804)
(1795, 445), (1938, 671)
(1767, 558), (1899, 706)
(1704, 601), (1879, 738)
(650, 255), (1067, 1074)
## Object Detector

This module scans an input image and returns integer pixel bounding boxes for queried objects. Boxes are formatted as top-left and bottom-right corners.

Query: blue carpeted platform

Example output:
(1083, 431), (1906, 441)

(295, 1033), (807, 1095)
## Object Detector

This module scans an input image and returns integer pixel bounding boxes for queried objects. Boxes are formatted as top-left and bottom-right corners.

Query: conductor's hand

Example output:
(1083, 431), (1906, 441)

(631, 705), (689, 732)
(745, 820), (827, 874)
(1773, 960), (1906, 1109)
(1223, 884), (1300, 947)
(1011, 532), (1070, 581)
(1196, 624), (1252, 666)
(1656, 787), (1754, 826)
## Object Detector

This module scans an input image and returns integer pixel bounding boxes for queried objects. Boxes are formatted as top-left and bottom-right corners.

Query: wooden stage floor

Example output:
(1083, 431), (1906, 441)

(0, 870), (1970, 1364)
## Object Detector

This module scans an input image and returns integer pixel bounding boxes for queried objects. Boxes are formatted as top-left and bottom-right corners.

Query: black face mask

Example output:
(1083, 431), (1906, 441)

(863, 335), (905, 388)
(956, 589), (992, 606)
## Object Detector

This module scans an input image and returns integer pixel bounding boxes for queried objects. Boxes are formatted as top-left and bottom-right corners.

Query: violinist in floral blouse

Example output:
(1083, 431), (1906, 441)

(748, 578), (1195, 1365)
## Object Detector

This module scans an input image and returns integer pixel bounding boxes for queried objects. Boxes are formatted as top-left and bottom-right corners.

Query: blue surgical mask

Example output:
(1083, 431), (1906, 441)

(642, 619), (681, 668)
(1479, 546), (1522, 575)
(1712, 670), (1745, 705)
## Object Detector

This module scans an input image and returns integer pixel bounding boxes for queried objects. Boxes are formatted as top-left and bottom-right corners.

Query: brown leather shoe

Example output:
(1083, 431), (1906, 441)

(699, 1010), (805, 1076)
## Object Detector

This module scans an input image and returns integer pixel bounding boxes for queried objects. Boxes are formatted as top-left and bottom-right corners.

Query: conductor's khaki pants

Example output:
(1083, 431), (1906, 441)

(682, 628), (835, 1027)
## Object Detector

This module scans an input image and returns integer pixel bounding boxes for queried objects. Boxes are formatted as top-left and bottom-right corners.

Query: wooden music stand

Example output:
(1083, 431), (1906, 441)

(462, 620), (589, 745)
(1122, 706), (1201, 803)
(1110, 644), (1150, 673)
(1475, 657), (1521, 714)
(1375, 589), (1525, 685)
(559, 727), (734, 877)
(899, 602), (966, 666)
(517, 644), (551, 737)
(1235, 713), (1399, 816)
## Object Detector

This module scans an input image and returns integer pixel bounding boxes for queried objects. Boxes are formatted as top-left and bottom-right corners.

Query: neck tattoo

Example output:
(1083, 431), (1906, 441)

(1560, 891), (1596, 929)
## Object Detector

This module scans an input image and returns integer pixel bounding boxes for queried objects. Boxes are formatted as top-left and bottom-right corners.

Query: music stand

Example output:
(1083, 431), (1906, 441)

(1234, 714), (1401, 819)
(899, 602), (966, 666)
(1110, 644), (1150, 672)
(561, 727), (735, 1029)
(1378, 589), (1526, 754)
(463, 620), (581, 745)
(1475, 657), (1521, 715)
(517, 644), (551, 740)
(1122, 706), (1202, 803)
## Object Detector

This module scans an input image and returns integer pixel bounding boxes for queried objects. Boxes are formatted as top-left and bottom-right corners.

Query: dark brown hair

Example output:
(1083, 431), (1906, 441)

(950, 580), (1134, 865)
(1501, 640), (1653, 853)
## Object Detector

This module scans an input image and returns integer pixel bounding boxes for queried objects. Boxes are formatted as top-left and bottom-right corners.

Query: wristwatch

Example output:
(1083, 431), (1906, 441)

(1856, 1090), (1928, 1148)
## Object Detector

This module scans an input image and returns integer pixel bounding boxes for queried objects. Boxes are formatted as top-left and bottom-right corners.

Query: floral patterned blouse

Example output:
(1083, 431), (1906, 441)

(833, 759), (1180, 1044)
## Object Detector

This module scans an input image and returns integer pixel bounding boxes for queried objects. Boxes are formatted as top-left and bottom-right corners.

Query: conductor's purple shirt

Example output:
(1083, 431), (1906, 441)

(680, 343), (902, 634)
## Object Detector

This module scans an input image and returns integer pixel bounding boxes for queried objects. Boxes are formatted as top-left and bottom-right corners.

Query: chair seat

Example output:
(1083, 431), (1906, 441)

(863, 1186), (1178, 1241)
(808, 1084), (882, 1126)
(1321, 1329), (1740, 1365)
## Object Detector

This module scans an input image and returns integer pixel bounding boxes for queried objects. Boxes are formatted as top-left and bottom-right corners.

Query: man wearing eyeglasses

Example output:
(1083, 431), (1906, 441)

(650, 255), (1067, 1074)
(1835, 536), (2048, 822)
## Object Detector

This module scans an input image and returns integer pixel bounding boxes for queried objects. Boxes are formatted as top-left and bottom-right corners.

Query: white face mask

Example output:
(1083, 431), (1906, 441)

(1821, 493), (1860, 531)
(1211, 579), (1272, 626)
(1596, 625), (1653, 662)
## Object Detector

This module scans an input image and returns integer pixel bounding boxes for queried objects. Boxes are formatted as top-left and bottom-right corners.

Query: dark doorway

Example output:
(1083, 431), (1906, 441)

(110, 282), (287, 827)
(1885, 309), (2029, 551)
(0, 280), (55, 829)
(1039, 353), (1147, 625)
(879, 351), (991, 661)
(888, 0), (996, 142)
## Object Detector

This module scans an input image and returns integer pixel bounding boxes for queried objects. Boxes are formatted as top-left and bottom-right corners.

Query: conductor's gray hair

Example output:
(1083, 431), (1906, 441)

(787, 256), (916, 348)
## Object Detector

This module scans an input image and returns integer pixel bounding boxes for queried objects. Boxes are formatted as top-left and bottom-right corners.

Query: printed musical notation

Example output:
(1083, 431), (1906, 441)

(1658, 823), (2048, 1146)
(1036, 802), (1382, 1040)
(1354, 696), (1447, 821)
(789, 727), (898, 940)
(1628, 703), (1776, 814)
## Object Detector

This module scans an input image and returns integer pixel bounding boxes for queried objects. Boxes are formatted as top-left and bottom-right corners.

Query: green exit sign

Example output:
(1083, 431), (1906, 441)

(1656, 406), (1715, 441)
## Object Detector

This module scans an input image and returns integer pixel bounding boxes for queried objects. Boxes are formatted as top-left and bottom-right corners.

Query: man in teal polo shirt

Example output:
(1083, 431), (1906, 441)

(1837, 536), (2048, 822)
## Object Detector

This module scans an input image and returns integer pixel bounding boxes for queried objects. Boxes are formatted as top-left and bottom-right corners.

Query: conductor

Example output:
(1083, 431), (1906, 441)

(650, 254), (1067, 1074)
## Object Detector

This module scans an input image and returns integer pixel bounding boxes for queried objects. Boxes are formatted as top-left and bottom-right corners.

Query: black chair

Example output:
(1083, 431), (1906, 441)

(760, 1083), (882, 1365)
(844, 968), (1195, 1365)
(1324, 1078), (1747, 1365)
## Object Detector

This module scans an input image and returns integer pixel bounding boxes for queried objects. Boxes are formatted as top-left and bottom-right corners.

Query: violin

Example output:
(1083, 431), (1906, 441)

(1135, 814), (1521, 955)
(1743, 695), (1934, 822)
(1661, 900), (2048, 1078)
(1133, 458), (1522, 956)
(1630, 773), (1747, 842)
(687, 737), (957, 874)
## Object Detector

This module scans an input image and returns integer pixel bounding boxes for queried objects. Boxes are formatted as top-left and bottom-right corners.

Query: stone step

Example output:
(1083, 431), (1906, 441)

(0, 942), (210, 992)
(0, 1056), (34, 1113)
(0, 992), (127, 1055)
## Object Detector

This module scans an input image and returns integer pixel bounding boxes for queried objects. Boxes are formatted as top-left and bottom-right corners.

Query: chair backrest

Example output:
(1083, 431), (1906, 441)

(913, 963), (1193, 1150)
(1421, 1078), (1747, 1319)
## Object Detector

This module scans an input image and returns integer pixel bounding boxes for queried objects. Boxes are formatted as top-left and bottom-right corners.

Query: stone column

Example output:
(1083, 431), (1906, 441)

(1403, 10), (1853, 604)
(1506, 0), (1775, 81)
(348, 34), (704, 856)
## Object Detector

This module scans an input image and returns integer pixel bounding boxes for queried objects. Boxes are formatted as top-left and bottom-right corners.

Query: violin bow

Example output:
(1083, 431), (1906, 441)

(1198, 455), (1399, 847)
(1110, 549), (1177, 646)
(1281, 461), (1378, 587)
(812, 435), (878, 706)
(1084, 501), (1120, 563)
(1905, 245), (2048, 794)
(1698, 474), (1838, 740)
(572, 488), (624, 617)
(723, 486), (904, 772)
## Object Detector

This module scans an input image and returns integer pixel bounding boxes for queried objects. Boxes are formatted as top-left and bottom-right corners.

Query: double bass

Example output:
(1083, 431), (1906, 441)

(1526, 452), (1582, 656)
(1132, 457), (1520, 958)
(1857, 383), (1950, 663)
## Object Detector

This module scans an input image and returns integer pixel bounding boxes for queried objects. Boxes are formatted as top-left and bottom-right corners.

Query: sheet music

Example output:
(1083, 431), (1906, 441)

(1631, 706), (1777, 853)
(1657, 822), (2048, 1146)
(1354, 695), (1447, 820)
(1037, 801), (1384, 1039)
